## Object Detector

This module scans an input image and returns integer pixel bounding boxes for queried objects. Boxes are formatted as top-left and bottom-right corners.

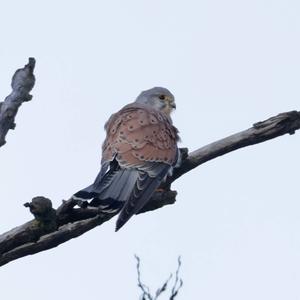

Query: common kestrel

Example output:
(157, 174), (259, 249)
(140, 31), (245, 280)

(73, 87), (180, 231)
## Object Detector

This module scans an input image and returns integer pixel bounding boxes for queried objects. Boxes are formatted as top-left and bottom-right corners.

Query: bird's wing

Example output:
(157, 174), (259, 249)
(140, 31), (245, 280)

(102, 102), (179, 169)
(115, 162), (171, 231)
(100, 103), (179, 230)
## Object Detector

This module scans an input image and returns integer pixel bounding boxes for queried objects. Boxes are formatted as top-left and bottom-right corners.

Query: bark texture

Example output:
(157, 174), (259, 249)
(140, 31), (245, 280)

(0, 58), (35, 147)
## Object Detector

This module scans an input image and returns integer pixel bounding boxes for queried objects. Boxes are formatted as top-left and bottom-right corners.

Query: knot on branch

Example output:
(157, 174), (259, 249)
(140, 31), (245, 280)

(24, 196), (57, 232)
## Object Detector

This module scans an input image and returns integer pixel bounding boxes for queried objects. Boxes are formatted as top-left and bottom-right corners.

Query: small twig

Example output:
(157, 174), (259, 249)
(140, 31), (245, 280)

(135, 255), (183, 299)
(154, 273), (172, 299)
(170, 256), (183, 300)
(135, 255), (153, 300)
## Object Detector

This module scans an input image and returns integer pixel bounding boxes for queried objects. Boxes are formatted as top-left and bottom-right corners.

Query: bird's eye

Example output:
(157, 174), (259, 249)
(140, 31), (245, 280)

(159, 95), (166, 100)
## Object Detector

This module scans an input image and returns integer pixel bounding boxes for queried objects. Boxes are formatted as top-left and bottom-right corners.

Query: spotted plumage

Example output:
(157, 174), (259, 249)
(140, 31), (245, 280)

(73, 87), (179, 231)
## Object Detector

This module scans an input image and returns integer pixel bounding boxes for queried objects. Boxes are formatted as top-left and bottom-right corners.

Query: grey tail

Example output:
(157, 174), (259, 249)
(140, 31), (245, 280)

(115, 166), (170, 232)
(73, 161), (139, 214)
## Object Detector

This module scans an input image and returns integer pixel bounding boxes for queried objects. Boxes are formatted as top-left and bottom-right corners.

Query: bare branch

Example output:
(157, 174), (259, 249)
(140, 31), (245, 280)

(0, 58), (36, 147)
(154, 275), (172, 299)
(1, 60), (300, 266)
(167, 110), (300, 184)
(170, 257), (183, 300)
(134, 255), (183, 300)
(0, 110), (299, 266)
(0, 195), (166, 267)
(135, 255), (153, 300)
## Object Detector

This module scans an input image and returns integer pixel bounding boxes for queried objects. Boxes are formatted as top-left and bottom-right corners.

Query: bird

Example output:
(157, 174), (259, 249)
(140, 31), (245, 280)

(73, 87), (180, 231)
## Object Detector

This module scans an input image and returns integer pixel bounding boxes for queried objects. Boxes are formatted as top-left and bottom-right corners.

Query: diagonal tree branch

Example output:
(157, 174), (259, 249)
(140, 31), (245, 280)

(0, 58), (36, 147)
(0, 109), (299, 267)
(1, 60), (300, 267)
(167, 110), (300, 184)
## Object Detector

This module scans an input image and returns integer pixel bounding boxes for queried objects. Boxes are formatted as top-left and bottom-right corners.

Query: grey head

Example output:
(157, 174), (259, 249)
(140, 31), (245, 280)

(135, 87), (176, 115)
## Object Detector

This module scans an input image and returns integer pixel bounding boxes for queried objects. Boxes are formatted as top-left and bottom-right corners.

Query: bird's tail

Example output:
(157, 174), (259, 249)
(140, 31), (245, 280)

(73, 162), (170, 231)
(115, 166), (170, 231)
(72, 167), (139, 214)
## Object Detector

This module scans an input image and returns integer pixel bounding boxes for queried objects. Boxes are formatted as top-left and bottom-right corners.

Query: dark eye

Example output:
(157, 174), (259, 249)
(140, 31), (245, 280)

(159, 95), (166, 100)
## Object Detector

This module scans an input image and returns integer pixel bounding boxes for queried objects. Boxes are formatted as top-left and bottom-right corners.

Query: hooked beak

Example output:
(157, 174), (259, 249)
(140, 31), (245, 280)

(170, 102), (176, 109)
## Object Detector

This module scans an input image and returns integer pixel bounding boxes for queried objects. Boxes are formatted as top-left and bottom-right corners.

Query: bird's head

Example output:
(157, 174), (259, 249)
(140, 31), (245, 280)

(135, 87), (176, 115)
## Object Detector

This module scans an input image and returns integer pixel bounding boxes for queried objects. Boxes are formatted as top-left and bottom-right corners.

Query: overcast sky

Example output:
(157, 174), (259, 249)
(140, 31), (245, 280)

(0, 0), (300, 299)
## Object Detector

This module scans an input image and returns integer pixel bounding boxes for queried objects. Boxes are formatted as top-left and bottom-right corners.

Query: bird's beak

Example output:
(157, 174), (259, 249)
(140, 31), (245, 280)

(170, 102), (176, 109)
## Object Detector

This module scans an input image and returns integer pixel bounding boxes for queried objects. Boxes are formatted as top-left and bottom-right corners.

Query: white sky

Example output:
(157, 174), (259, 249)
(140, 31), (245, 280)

(0, 0), (300, 299)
